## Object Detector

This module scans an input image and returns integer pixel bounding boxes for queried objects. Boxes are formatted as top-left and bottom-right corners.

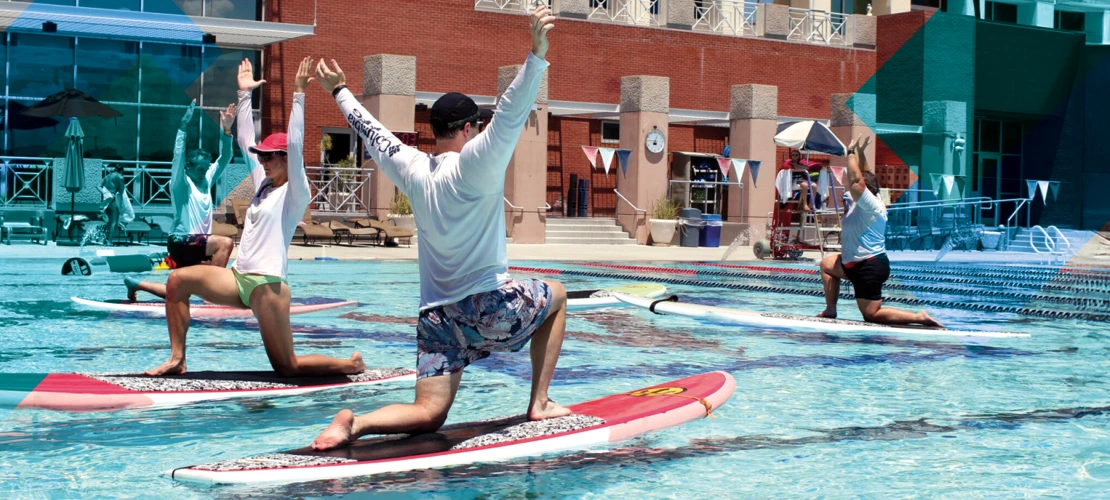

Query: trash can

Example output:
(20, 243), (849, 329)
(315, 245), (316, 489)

(679, 208), (702, 248)
(577, 179), (590, 218)
(699, 214), (723, 247)
(566, 174), (578, 218)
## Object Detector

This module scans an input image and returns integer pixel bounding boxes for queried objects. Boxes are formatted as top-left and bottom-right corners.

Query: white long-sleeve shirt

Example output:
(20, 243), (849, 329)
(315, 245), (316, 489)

(169, 128), (233, 236)
(232, 90), (311, 279)
(336, 53), (549, 310)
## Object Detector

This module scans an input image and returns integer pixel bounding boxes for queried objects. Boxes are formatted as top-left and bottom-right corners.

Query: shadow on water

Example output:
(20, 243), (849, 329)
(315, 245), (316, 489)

(228, 403), (1110, 498)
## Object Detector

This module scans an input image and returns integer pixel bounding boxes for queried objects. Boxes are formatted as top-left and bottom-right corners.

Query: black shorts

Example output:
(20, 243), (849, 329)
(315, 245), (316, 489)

(842, 253), (890, 301)
(166, 234), (210, 269)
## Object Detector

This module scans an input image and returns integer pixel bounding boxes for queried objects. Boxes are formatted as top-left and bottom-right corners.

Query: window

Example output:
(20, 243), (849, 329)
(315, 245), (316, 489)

(984, 1), (1017, 24)
(1055, 11), (1085, 32)
(80, 0), (141, 10)
(8, 34), (74, 98)
(601, 121), (620, 144)
(77, 38), (140, 103)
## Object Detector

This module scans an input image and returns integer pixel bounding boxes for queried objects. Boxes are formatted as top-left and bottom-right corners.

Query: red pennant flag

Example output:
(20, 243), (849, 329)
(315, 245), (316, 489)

(582, 146), (599, 170)
(717, 157), (732, 180)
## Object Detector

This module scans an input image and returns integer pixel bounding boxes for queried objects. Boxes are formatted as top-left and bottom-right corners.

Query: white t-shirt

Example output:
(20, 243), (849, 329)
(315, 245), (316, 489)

(169, 130), (233, 236)
(231, 90), (310, 280)
(335, 53), (549, 310)
(841, 188), (887, 263)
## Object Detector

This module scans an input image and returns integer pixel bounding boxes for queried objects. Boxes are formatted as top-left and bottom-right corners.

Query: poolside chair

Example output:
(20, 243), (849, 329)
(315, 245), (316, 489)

(298, 208), (334, 245)
(353, 218), (413, 247)
(325, 220), (381, 245)
(212, 220), (239, 240)
(1, 212), (48, 245)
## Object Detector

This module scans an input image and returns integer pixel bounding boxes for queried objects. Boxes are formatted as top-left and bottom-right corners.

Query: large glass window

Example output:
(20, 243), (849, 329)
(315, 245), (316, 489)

(143, 0), (260, 20)
(80, 0), (141, 10)
(83, 104), (139, 161)
(202, 48), (260, 110)
(8, 34), (74, 99)
(141, 42), (201, 105)
(77, 38), (140, 103)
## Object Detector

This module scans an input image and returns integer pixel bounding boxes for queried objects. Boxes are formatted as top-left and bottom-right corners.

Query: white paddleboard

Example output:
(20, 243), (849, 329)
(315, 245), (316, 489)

(614, 294), (1030, 339)
(71, 297), (358, 319)
(565, 283), (667, 312)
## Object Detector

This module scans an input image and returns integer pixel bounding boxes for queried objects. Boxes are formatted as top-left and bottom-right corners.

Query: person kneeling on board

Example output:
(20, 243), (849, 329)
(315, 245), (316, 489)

(816, 135), (943, 328)
(125, 99), (236, 301)
(311, 6), (570, 451)
(143, 56), (365, 378)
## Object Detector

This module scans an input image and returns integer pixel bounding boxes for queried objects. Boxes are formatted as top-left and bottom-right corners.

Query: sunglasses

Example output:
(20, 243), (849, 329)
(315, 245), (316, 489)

(257, 151), (287, 162)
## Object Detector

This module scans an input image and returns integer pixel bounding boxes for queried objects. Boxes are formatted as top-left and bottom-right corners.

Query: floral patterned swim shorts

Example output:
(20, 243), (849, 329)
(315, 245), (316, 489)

(416, 279), (552, 379)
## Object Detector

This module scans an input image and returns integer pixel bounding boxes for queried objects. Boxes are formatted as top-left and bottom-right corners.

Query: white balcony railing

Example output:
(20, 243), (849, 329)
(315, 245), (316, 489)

(474, 0), (551, 13)
(694, 0), (758, 37)
(103, 161), (174, 209)
(0, 157), (53, 209)
(589, 0), (660, 27)
(787, 8), (851, 46)
(305, 164), (374, 215)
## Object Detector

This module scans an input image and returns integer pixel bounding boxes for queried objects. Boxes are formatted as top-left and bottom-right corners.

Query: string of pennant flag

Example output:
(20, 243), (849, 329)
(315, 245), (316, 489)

(581, 145), (762, 185)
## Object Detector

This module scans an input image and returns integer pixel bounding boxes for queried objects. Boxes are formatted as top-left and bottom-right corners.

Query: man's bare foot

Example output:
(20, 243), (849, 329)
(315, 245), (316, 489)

(816, 310), (837, 319)
(346, 352), (366, 374)
(917, 311), (944, 329)
(312, 409), (357, 451)
(143, 358), (186, 376)
(528, 399), (571, 421)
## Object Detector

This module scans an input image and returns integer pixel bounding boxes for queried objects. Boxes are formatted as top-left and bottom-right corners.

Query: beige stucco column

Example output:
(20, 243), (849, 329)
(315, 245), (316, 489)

(617, 75), (670, 245)
(498, 64), (549, 244)
(360, 54), (416, 220)
(728, 84), (778, 243)
(830, 93), (876, 170)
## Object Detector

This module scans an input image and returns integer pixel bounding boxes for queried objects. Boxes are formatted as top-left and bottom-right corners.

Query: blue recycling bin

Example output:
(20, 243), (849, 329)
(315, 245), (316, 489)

(699, 214), (722, 247)
(577, 179), (589, 218)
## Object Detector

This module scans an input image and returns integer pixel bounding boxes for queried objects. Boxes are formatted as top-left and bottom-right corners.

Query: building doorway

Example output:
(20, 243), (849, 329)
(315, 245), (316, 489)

(972, 119), (1023, 226)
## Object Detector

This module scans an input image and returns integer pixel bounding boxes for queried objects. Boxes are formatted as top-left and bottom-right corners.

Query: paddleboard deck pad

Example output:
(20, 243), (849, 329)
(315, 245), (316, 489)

(170, 371), (735, 484)
(2, 368), (415, 411)
(565, 282), (667, 311)
(615, 294), (1030, 339)
(70, 297), (358, 319)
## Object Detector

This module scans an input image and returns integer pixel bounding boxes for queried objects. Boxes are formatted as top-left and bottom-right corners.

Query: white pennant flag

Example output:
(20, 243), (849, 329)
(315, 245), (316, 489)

(1037, 180), (1050, 203)
(1027, 179), (1038, 200)
(599, 147), (616, 177)
(942, 175), (955, 197)
(931, 173), (942, 196)
(731, 159), (747, 183)
(1049, 181), (1061, 202)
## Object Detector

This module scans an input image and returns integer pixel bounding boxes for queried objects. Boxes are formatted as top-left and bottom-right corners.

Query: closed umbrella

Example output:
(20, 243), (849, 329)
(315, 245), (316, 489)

(773, 120), (847, 156)
(62, 118), (85, 239)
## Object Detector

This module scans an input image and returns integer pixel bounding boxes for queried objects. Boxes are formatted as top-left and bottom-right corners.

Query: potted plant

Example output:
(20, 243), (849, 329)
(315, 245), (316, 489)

(649, 197), (680, 246)
(389, 192), (416, 231)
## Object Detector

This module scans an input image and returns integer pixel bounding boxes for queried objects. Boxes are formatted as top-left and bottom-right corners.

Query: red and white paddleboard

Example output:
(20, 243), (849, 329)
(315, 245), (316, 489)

(70, 297), (358, 319)
(169, 371), (735, 485)
(2, 369), (415, 412)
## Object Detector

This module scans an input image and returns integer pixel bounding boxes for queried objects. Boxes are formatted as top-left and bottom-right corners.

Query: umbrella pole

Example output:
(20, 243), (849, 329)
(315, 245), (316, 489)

(70, 193), (76, 241)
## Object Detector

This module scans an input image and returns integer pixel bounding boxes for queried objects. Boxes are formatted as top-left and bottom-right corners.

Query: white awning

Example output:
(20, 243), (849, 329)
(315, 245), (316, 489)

(0, 1), (313, 48)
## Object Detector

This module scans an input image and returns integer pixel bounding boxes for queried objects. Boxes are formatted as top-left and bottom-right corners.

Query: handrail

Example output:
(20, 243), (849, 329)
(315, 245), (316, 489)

(1046, 225), (1071, 250)
(1030, 225), (1054, 255)
(503, 197), (523, 211)
(614, 189), (647, 214)
(887, 197), (994, 212)
(538, 202), (552, 212)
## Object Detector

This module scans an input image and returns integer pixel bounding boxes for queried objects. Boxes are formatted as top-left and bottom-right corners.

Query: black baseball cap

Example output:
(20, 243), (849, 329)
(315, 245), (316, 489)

(430, 92), (493, 131)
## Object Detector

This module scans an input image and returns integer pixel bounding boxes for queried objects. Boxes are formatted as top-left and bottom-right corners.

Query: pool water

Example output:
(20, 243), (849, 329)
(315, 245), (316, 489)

(1, 258), (1109, 498)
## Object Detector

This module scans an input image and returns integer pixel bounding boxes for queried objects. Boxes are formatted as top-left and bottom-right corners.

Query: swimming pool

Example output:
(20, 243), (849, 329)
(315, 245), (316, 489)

(1, 257), (1108, 498)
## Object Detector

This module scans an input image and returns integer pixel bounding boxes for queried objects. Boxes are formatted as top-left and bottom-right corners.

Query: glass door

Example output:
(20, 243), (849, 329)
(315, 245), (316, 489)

(978, 154), (1000, 226)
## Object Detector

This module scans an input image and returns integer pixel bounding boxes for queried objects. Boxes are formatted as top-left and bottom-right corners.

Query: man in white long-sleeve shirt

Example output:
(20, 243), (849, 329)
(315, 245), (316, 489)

(311, 6), (568, 450)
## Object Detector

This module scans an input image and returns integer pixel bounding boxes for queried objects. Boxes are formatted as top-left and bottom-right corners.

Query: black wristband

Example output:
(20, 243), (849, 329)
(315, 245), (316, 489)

(332, 85), (348, 98)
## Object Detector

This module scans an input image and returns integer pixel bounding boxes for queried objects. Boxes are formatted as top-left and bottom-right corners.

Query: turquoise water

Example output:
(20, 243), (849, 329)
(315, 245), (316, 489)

(1, 258), (1109, 498)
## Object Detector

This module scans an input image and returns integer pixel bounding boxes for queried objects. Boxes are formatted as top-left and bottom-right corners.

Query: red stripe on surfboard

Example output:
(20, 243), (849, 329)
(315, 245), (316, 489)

(32, 374), (135, 394)
(508, 266), (564, 275)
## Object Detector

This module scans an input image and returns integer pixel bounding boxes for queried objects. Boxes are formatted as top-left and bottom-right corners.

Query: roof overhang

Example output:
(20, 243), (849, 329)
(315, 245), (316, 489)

(0, 1), (313, 48)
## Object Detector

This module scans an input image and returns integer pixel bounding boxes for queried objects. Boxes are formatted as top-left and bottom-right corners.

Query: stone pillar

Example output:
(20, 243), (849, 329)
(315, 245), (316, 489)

(760, 3), (790, 39)
(666, 0), (696, 29)
(361, 54), (416, 220)
(498, 64), (549, 244)
(728, 84), (778, 243)
(922, 100), (969, 199)
(852, 14), (877, 49)
(617, 75), (669, 245)
(1018, 1), (1054, 28)
(1086, 11), (1110, 45)
(830, 93), (876, 169)
(555, 0), (590, 19)
(871, 0), (910, 16)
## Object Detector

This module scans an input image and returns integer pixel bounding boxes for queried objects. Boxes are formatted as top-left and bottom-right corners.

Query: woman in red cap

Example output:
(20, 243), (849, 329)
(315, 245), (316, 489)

(143, 56), (365, 378)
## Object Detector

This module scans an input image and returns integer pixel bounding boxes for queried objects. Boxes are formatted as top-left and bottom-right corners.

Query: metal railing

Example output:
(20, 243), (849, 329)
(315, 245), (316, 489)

(787, 8), (850, 46)
(614, 189), (647, 214)
(474, 0), (550, 13)
(306, 165), (374, 215)
(0, 157), (53, 209)
(102, 160), (174, 209)
(693, 0), (758, 37)
(589, 0), (660, 27)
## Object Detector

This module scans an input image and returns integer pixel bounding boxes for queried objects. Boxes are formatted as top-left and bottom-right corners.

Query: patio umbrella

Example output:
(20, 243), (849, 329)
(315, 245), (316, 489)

(773, 120), (847, 156)
(62, 118), (85, 236)
(5, 101), (60, 130)
(21, 88), (122, 119)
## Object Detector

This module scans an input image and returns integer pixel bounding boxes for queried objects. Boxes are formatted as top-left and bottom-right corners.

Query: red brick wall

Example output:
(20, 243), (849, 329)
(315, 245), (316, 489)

(262, 0), (876, 168)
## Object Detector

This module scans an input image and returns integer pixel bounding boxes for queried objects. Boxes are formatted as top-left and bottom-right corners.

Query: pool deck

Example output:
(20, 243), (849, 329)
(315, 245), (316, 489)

(2, 232), (1107, 268)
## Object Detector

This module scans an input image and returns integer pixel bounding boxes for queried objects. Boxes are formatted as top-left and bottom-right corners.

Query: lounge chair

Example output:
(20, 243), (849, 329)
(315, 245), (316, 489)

(1, 212), (48, 245)
(325, 220), (381, 245)
(212, 220), (239, 240)
(298, 208), (334, 245)
(353, 218), (413, 247)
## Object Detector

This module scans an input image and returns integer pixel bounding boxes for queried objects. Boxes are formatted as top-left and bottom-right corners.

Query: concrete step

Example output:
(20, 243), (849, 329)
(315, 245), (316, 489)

(545, 236), (638, 245)
(545, 218), (618, 227)
(544, 230), (632, 239)
(545, 225), (629, 234)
